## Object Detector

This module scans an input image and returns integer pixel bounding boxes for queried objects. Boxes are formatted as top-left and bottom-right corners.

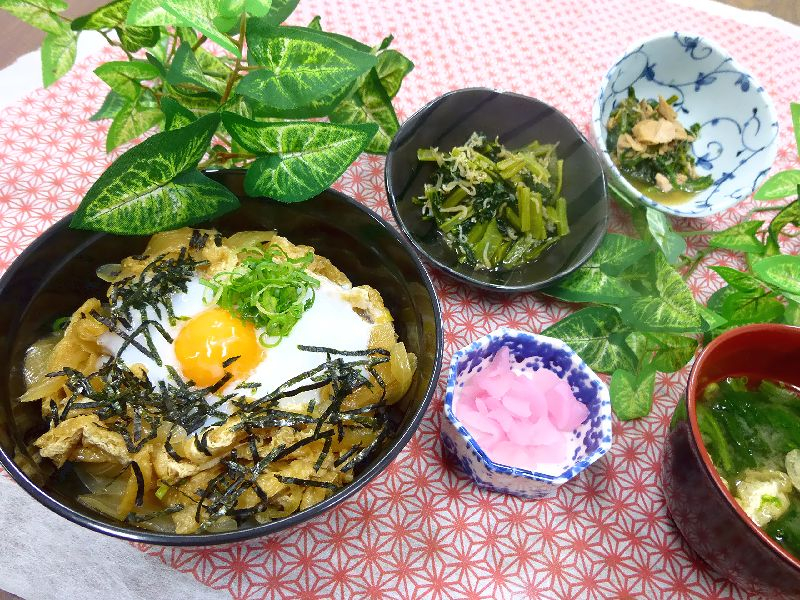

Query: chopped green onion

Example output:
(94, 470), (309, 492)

(203, 245), (320, 347)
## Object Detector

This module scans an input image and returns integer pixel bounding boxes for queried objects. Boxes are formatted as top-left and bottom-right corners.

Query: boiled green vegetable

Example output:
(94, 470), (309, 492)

(414, 133), (568, 270)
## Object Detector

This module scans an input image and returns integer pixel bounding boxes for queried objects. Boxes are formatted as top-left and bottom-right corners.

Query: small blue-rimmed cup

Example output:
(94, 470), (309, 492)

(441, 327), (612, 499)
(591, 31), (778, 218)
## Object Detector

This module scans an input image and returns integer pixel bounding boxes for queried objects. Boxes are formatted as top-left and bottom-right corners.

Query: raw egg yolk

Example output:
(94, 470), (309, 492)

(174, 308), (262, 388)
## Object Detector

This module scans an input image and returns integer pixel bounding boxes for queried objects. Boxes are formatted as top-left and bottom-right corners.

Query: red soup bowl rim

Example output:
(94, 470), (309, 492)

(686, 322), (800, 574)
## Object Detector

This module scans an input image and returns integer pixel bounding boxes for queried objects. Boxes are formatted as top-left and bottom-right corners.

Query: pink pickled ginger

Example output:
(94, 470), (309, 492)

(454, 346), (589, 470)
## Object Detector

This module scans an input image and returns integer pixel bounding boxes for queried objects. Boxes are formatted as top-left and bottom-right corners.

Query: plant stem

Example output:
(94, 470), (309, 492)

(681, 248), (712, 278)
(191, 35), (208, 51)
(99, 29), (134, 60)
(220, 15), (247, 105)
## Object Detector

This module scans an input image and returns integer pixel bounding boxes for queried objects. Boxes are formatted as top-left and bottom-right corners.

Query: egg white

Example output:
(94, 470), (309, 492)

(97, 272), (373, 413)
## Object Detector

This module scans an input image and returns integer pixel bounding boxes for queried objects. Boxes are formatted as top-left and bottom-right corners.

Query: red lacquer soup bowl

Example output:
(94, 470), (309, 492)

(662, 323), (800, 597)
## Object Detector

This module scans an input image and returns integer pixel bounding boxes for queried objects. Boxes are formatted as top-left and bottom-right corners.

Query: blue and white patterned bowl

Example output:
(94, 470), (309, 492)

(591, 32), (779, 218)
(441, 328), (612, 499)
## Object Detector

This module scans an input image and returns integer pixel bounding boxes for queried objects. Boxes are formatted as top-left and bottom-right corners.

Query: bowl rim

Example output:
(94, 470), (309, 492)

(442, 326), (613, 484)
(385, 86), (609, 293)
(0, 181), (444, 546)
(590, 30), (779, 218)
(686, 322), (800, 572)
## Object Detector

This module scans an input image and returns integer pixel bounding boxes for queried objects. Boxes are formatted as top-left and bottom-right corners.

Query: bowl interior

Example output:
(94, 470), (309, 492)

(445, 329), (612, 482)
(592, 32), (779, 218)
(0, 172), (442, 545)
(386, 88), (608, 292)
(687, 324), (800, 569)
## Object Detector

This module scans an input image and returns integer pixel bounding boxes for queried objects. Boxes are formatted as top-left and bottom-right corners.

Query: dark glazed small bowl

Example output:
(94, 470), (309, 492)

(385, 88), (608, 292)
(662, 324), (800, 597)
(0, 170), (443, 546)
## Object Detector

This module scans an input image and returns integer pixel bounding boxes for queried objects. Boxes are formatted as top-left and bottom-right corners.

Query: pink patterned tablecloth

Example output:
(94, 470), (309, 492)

(2, 1), (800, 598)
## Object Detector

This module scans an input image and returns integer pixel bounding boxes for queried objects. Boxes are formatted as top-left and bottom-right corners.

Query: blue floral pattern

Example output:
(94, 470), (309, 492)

(590, 32), (779, 218)
(440, 328), (613, 500)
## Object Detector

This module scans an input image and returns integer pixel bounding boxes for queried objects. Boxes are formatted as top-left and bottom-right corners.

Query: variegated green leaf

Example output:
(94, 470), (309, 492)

(161, 0), (239, 57)
(622, 253), (703, 332)
(0, 0), (66, 34)
(95, 60), (160, 100)
(72, 0), (129, 30)
(375, 49), (413, 98)
(167, 43), (224, 96)
(41, 20), (76, 86)
(106, 90), (163, 151)
(611, 368), (656, 421)
(117, 25), (160, 52)
(754, 169), (800, 201)
(769, 198), (800, 245)
(72, 114), (233, 234)
(646, 334), (697, 373)
(709, 266), (764, 293)
(543, 233), (649, 302)
(329, 69), (398, 154)
(720, 289), (785, 325)
(220, 0), (272, 17)
(161, 97), (196, 131)
(126, 0), (189, 26)
(541, 306), (636, 373)
(90, 90), (126, 121)
(222, 112), (377, 202)
(646, 208), (686, 264)
(264, 0), (298, 24)
(239, 23), (376, 110)
(753, 255), (800, 296)
(709, 220), (765, 254)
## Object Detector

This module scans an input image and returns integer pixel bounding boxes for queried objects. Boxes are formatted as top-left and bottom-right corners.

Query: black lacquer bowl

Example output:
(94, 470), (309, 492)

(385, 88), (609, 292)
(0, 170), (442, 546)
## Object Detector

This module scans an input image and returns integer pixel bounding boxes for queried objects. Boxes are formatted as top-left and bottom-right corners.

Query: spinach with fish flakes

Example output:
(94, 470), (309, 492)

(607, 87), (713, 195)
(415, 132), (569, 270)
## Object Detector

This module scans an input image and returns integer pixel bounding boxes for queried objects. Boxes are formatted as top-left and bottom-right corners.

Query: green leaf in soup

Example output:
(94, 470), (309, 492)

(126, 0), (189, 26)
(752, 255), (800, 296)
(240, 22), (376, 110)
(94, 60), (160, 100)
(263, 0), (299, 25)
(610, 368), (656, 421)
(646, 333), (697, 373)
(41, 20), (76, 86)
(541, 306), (636, 373)
(222, 113), (377, 202)
(72, 113), (230, 234)
(709, 265), (764, 293)
(646, 207), (686, 264)
(161, 97), (196, 131)
(375, 49), (413, 99)
(106, 89), (163, 151)
(0, 0), (66, 34)
(708, 220), (765, 254)
(71, 0), (130, 30)
(792, 103), (800, 157)
(621, 253), (703, 333)
(160, 0), (240, 57)
(116, 25), (160, 52)
(329, 68), (399, 154)
(167, 43), (223, 96)
(90, 90), (126, 121)
(754, 169), (800, 201)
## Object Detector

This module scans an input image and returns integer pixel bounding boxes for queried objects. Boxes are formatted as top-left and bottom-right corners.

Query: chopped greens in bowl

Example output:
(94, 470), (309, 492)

(606, 88), (713, 200)
(414, 133), (569, 271)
